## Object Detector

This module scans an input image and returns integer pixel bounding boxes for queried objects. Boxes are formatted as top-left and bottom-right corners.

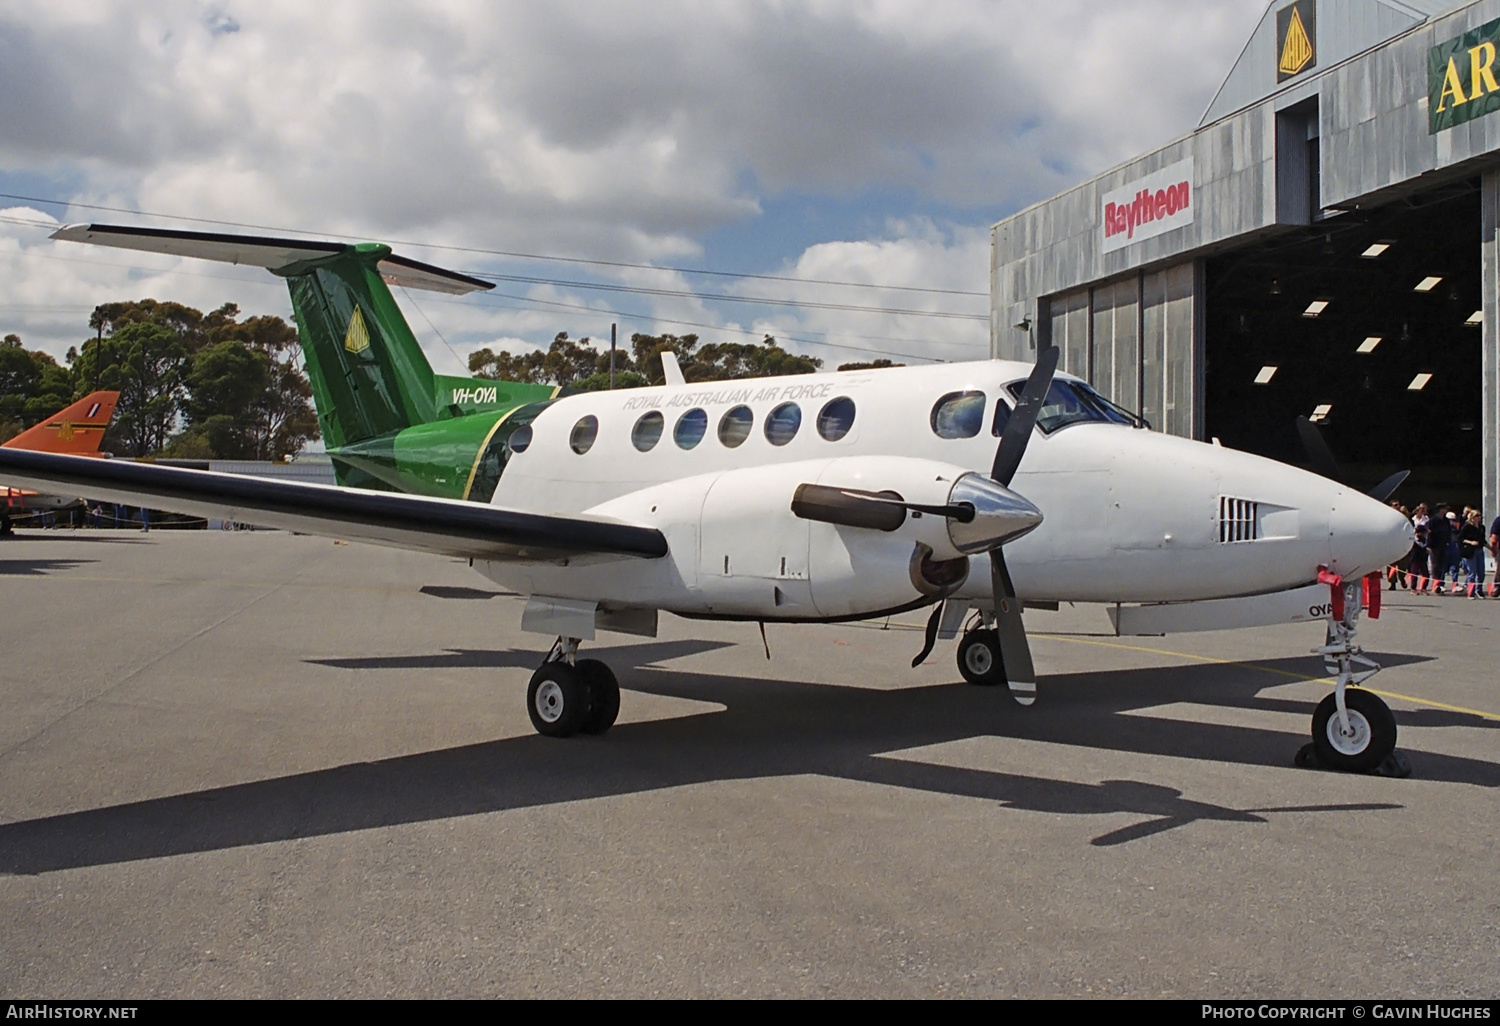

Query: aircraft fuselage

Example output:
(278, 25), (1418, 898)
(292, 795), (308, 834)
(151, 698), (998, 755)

(478, 360), (1414, 622)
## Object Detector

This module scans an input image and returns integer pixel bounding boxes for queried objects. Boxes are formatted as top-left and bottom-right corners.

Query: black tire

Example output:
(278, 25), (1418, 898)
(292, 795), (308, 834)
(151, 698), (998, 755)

(527, 663), (590, 737)
(576, 658), (620, 735)
(1311, 689), (1397, 773)
(956, 628), (1005, 686)
(0, 510), (12, 537)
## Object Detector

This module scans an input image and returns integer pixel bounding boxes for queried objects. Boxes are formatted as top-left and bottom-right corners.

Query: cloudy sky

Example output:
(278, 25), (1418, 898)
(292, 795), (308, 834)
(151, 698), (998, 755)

(0, 1), (1267, 372)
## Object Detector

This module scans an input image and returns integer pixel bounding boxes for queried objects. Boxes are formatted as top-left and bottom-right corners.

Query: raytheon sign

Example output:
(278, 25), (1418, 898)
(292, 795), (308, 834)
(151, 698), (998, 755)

(1100, 158), (1194, 254)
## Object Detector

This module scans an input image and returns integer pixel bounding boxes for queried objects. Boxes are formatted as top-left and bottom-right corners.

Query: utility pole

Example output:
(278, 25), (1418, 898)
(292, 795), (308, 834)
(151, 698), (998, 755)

(610, 322), (617, 390)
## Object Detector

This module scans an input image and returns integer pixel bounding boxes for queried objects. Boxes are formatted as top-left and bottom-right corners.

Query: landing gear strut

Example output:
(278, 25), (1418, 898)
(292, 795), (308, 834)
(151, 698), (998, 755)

(1301, 573), (1403, 775)
(527, 637), (621, 738)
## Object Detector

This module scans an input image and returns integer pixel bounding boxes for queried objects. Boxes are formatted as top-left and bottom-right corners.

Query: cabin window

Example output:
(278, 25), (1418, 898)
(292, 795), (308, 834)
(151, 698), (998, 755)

(718, 405), (754, 448)
(1006, 379), (1134, 434)
(507, 424), (533, 454)
(570, 415), (599, 455)
(764, 402), (802, 446)
(674, 408), (708, 449)
(816, 396), (856, 441)
(991, 398), (1011, 437)
(931, 391), (986, 439)
(632, 411), (665, 452)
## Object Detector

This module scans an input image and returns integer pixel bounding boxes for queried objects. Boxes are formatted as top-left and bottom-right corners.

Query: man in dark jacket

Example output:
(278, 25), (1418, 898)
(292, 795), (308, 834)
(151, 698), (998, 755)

(1429, 505), (1454, 593)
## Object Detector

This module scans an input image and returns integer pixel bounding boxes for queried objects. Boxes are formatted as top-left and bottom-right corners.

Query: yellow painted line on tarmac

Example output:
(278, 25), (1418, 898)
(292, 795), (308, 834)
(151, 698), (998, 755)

(1032, 632), (1500, 722)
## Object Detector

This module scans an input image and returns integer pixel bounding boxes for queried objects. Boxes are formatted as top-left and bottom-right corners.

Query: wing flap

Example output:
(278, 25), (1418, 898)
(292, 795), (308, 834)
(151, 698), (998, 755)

(0, 449), (666, 563)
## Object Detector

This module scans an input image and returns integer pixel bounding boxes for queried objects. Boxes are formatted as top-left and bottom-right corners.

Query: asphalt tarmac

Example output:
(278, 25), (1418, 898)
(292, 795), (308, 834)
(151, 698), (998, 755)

(0, 529), (1496, 998)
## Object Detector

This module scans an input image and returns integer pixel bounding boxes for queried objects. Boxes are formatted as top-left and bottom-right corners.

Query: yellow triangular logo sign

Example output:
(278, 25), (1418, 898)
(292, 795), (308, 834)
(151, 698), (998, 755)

(343, 306), (370, 354)
(1279, 8), (1313, 77)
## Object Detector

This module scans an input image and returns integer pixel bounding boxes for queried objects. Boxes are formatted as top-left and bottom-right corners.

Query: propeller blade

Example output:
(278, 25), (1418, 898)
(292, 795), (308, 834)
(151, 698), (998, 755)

(1367, 470), (1410, 503)
(911, 601), (944, 668)
(1295, 416), (1341, 482)
(991, 346), (1059, 486)
(989, 549), (1036, 705)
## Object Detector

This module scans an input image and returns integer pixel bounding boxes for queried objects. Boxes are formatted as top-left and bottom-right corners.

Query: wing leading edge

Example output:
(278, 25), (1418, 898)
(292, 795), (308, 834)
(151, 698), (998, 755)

(0, 449), (666, 563)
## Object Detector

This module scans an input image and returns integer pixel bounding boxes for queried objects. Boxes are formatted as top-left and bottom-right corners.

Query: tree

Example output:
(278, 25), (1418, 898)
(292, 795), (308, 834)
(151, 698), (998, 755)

(0, 334), (75, 442)
(176, 340), (271, 459)
(71, 299), (318, 460)
(92, 321), (188, 457)
(469, 330), (822, 390)
(838, 359), (903, 371)
(469, 346), (546, 383)
(630, 332), (821, 383)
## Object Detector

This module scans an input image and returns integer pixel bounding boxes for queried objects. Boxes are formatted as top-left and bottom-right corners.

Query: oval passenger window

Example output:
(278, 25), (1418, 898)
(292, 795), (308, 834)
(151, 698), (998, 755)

(674, 408), (708, 449)
(816, 396), (856, 441)
(718, 405), (754, 448)
(931, 391), (986, 439)
(632, 410), (665, 452)
(507, 424), (534, 453)
(569, 415), (599, 455)
(764, 402), (802, 446)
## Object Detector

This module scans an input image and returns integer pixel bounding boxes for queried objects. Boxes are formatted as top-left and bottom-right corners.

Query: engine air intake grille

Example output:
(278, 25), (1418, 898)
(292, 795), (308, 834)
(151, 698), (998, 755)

(1218, 496), (1258, 543)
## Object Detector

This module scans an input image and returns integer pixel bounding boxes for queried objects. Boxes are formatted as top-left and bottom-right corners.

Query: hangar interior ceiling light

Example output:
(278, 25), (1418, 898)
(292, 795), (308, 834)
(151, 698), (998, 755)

(1302, 299), (1330, 317)
(1310, 404), (1333, 422)
(1414, 276), (1443, 292)
(1357, 336), (1382, 353)
(1254, 365), (1278, 384)
(1465, 309), (1483, 325)
(1408, 373), (1433, 391)
(1361, 241), (1393, 258)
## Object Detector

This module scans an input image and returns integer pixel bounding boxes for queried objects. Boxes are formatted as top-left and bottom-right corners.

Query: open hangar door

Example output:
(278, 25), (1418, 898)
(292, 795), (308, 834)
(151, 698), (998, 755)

(1204, 183), (1483, 509)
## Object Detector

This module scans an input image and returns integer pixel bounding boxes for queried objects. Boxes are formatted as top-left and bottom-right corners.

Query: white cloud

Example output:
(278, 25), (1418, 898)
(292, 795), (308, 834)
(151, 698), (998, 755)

(0, 1), (1265, 365)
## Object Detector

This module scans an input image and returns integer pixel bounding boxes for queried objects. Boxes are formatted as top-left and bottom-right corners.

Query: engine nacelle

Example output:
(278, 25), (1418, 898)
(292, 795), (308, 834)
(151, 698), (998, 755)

(576, 456), (1035, 620)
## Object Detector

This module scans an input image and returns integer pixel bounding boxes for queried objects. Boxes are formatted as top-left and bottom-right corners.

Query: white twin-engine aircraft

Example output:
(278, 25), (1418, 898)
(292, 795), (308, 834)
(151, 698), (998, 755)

(0, 226), (1415, 776)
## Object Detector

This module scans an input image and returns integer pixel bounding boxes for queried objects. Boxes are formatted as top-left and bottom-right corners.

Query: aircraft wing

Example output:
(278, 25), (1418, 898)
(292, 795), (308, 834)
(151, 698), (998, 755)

(0, 449), (667, 563)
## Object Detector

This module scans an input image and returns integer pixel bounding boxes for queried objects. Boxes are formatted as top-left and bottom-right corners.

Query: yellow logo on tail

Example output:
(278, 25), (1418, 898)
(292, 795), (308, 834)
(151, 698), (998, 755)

(343, 307), (371, 354)
(1279, 7), (1314, 77)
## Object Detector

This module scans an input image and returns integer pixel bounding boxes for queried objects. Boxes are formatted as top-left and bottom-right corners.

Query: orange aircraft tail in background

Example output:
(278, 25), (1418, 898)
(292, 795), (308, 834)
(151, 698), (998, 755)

(2, 391), (120, 456)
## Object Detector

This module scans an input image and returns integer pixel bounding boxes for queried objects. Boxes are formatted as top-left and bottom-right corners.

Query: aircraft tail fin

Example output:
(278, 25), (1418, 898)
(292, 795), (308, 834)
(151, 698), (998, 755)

(49, 224), (501, 450)
(2, 390), (120, 456)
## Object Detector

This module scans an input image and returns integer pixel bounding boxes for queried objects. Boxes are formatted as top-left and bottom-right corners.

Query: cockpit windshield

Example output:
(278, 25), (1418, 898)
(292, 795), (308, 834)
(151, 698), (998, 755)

(1006, 378), (1141, 434)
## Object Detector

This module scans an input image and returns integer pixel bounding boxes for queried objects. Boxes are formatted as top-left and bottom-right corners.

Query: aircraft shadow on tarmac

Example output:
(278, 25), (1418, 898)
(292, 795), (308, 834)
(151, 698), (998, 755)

(3, 648), (1497, 875)
(417, 584), (518, 600)
(306, 638), (736, 671)
(0, 558), (98, 576)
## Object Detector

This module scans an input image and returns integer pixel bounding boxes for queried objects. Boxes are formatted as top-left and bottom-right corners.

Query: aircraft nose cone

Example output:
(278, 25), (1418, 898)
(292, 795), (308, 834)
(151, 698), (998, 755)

(946, 473), (1044, 554)
(1328, 491), (1413, 578)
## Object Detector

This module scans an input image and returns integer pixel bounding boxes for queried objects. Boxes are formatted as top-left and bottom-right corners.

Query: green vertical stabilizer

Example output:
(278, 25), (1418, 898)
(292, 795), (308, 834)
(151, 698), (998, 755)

(47, 222), (558, 500)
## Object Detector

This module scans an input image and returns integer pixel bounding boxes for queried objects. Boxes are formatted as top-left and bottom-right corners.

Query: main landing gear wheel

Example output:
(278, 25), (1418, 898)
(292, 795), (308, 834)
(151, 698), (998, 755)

(576, 658), (620, 735)
(1311, 688), (1397, 774)
(527, 663), (590, 738)
(956, 628), (1005, 687)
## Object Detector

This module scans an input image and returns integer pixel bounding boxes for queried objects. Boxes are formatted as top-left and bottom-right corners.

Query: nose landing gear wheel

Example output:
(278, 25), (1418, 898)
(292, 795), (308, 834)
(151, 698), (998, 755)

(956, 628), (1005, 687)
(527, 663), (589, 737)
(1311, 689), (1397, 773)
(576, 658), (620, 735)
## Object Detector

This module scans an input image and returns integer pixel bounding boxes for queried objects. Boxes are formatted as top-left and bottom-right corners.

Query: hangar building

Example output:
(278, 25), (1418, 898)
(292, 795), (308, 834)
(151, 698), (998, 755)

(990, 0), (1500, 517)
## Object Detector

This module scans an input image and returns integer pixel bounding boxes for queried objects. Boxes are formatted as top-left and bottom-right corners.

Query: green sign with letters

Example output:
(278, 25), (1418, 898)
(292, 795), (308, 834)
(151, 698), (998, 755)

(1430, 17), (1500, 134)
